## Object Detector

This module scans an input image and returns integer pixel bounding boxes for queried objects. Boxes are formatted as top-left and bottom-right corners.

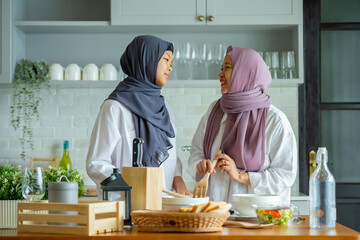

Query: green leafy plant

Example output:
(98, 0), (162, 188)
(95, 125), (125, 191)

(43, 167), (87, 199)
(10, 59), (50, 161)
(0, 163), (24, 200)
(0, 164), (87, 200)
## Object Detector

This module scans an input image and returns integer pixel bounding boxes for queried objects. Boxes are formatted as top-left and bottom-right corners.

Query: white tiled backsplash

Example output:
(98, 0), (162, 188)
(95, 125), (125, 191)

(0, 85), (299, 193)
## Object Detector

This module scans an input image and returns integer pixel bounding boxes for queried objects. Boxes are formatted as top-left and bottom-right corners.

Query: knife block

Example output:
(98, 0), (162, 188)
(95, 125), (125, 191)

(121, 167), (162, 211)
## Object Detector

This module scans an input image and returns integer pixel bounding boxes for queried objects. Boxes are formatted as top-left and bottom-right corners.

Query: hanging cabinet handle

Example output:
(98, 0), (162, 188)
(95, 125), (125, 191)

(208, 16), (214, 22)
(309, 150), (317, 178)
(198, 15), (205, 21)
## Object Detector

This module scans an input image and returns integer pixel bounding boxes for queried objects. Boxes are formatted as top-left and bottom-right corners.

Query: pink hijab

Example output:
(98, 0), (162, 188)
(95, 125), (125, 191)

(203, 46), (272, 173)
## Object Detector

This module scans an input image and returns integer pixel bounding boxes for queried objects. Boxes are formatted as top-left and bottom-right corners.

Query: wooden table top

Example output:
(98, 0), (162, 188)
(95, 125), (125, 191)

(1, 216), (359, 240)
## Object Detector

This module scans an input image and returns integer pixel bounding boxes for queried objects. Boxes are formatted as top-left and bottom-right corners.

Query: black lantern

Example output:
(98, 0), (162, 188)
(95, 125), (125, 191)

(100, 168), (132, 225)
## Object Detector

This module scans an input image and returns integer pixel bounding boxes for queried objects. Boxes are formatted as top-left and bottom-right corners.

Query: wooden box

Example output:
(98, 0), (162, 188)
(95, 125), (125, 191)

(122, 167), (162, 211)
(17, 200), (124, 235)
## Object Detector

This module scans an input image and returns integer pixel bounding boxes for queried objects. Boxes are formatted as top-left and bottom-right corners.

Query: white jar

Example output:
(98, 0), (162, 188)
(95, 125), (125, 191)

(82, 63), (99, 81)
(65, 64), (81, 80)
(100, 63), (118, 81)
(49, 63), (64, 80)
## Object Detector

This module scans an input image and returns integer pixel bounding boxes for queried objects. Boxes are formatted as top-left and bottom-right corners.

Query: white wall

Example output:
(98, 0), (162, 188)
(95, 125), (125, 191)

(0, 84), (299, 193)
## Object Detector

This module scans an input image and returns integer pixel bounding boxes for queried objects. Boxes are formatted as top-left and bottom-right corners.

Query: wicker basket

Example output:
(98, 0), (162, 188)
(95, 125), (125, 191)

(131, 210), (230, 232)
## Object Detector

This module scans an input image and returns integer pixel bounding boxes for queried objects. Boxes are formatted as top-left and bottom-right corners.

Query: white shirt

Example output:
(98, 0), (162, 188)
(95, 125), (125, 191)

(86, 99), (182, 200)
(187, 101), (297, 205)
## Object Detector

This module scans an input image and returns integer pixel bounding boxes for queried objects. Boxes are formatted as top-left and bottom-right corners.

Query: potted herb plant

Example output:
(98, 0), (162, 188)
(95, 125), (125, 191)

(0, 163), (24, 228)
(0, 163), (87, 228)
(10, 59), (50, 161)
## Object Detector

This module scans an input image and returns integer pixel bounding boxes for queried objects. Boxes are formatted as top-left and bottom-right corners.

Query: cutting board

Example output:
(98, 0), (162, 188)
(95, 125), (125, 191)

(121, 167), (162, 211)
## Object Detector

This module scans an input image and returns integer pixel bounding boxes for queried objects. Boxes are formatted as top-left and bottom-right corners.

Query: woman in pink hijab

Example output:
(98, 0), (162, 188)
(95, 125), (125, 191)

(187, 46), (297, 205)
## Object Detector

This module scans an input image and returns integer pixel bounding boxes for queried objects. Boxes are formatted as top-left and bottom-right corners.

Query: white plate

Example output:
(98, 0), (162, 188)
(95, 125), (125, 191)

(228, 214), (258, 221)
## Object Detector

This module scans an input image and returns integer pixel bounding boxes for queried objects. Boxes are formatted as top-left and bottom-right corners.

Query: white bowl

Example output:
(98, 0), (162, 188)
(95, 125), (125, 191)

(162, 196), (209, 210)
(232, 194), (281, 217)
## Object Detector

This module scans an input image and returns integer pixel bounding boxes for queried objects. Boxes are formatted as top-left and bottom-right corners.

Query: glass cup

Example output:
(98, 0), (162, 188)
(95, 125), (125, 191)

(22, 167), (45, 201)
(197, 43), (209, 80)
(178, 42), (191, 80)
(271, 51), (281, 79)
(281, 51), (296, 79)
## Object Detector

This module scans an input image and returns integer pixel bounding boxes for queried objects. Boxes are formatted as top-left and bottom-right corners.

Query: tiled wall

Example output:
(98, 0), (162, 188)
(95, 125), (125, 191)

(0, 84), (299, 193)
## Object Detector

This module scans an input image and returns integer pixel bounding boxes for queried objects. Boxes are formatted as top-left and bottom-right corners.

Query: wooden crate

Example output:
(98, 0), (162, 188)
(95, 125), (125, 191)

(17, 200), (124, 235)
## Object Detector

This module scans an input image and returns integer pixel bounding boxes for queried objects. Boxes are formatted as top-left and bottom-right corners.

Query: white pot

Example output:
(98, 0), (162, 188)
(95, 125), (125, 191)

(0, 200), (22, 228)
(232, 194), (281, 217)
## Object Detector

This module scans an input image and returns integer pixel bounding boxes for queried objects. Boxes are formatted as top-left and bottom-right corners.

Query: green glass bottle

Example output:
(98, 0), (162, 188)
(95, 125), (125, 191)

(59, 140), (72, 170)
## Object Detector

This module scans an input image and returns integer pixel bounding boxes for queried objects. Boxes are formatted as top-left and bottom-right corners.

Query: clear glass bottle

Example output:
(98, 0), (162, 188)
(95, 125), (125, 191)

(309, 147), (336, 228)
(59, 140), (72, 170)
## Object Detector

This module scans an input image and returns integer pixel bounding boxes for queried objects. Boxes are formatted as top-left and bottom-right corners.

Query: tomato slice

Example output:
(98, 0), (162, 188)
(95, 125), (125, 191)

(259, 209), (281, 218)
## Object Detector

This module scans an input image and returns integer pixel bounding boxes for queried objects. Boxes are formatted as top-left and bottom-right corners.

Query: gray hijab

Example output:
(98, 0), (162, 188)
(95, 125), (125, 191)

(108, 35), (175, 167)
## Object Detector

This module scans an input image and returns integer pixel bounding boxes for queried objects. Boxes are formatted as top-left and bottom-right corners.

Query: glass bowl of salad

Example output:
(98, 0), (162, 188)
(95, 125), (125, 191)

(252, 204), (297, 225)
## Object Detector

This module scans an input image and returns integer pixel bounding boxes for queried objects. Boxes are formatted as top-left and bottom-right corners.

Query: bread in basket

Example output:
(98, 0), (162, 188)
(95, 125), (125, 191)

(131, 202), (231, 232)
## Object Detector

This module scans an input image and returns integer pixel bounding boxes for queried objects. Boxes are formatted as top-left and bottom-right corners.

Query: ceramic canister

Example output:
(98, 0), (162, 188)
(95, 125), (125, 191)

(48, 175), (78, 226)
(100, 63), (118, 80)
(49, 63), (64, 80)
(82, 63), (99, 80)
(65, 64), (81, 80)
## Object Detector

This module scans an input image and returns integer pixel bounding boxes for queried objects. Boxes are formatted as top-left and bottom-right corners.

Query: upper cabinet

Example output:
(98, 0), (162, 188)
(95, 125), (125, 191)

(111, 0), (301, 25)
(0, 0), (12, 84)
(111, 0), (206, 25)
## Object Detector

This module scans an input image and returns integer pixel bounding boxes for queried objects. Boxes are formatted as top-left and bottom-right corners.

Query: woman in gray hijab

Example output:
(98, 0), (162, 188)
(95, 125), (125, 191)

(87, 35), (191, 200)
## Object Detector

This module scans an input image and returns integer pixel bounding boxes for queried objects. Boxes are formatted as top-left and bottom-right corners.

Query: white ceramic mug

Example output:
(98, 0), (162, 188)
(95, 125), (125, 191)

(49, 64), (64, 80)
(65, 64), (81, 80)
(100, 64), (118, 81)
(82, 63), (99, 81)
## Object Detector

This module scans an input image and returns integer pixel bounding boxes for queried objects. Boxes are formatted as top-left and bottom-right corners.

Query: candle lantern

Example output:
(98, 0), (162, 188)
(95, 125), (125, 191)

(101, 168), (132, 225)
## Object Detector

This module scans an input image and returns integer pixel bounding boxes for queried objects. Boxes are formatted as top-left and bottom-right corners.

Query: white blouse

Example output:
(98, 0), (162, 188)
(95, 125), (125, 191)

(187, 101), (297, 205)
(86, 99), (182, 200)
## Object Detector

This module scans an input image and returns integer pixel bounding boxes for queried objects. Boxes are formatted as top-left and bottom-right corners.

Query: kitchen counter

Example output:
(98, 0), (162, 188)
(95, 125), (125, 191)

(1, 216), (359, 240)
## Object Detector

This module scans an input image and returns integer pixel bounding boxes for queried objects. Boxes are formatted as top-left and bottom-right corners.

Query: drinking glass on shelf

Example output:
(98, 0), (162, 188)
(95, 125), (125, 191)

(22, 167), (45, 201)
(208, 43), (225, 79)
(197, 43), (208, 80)
(287, 51), (296, 78)
(188, 42), (198, 79)
(178, 42), (191, 80)
(271, 51), (281, 79)
(264, 52), (273, 77)
(206, 43), (216, 79)
(280, 51), (287, 79)
(281, 51), (296, 79)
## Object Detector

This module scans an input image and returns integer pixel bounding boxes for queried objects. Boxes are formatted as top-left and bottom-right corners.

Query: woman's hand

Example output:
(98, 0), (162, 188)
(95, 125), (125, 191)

(215, 153), (250, 186)
(196, 151), (223, 175)
(196, 159), (215, 175)
(172, 176), (192, 195)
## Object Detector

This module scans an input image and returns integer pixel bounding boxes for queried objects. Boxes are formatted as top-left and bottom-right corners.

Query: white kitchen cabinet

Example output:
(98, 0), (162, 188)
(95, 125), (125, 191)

(3, 0), (303, 87)
(0, 0), (12, 84)
(207, 0), (301, 25)
(111, 0), (301, 26)
(111, 0), (207, 25)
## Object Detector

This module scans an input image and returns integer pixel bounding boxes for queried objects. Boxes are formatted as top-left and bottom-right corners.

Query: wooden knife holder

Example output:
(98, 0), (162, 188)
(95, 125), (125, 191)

(121, 167), (162, 211)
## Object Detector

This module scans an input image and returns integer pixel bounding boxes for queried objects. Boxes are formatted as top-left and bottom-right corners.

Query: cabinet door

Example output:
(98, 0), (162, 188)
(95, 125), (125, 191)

(111, 0), (206, 25)
(207, 0), (301, 25)
(0, 0), (11, 84)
